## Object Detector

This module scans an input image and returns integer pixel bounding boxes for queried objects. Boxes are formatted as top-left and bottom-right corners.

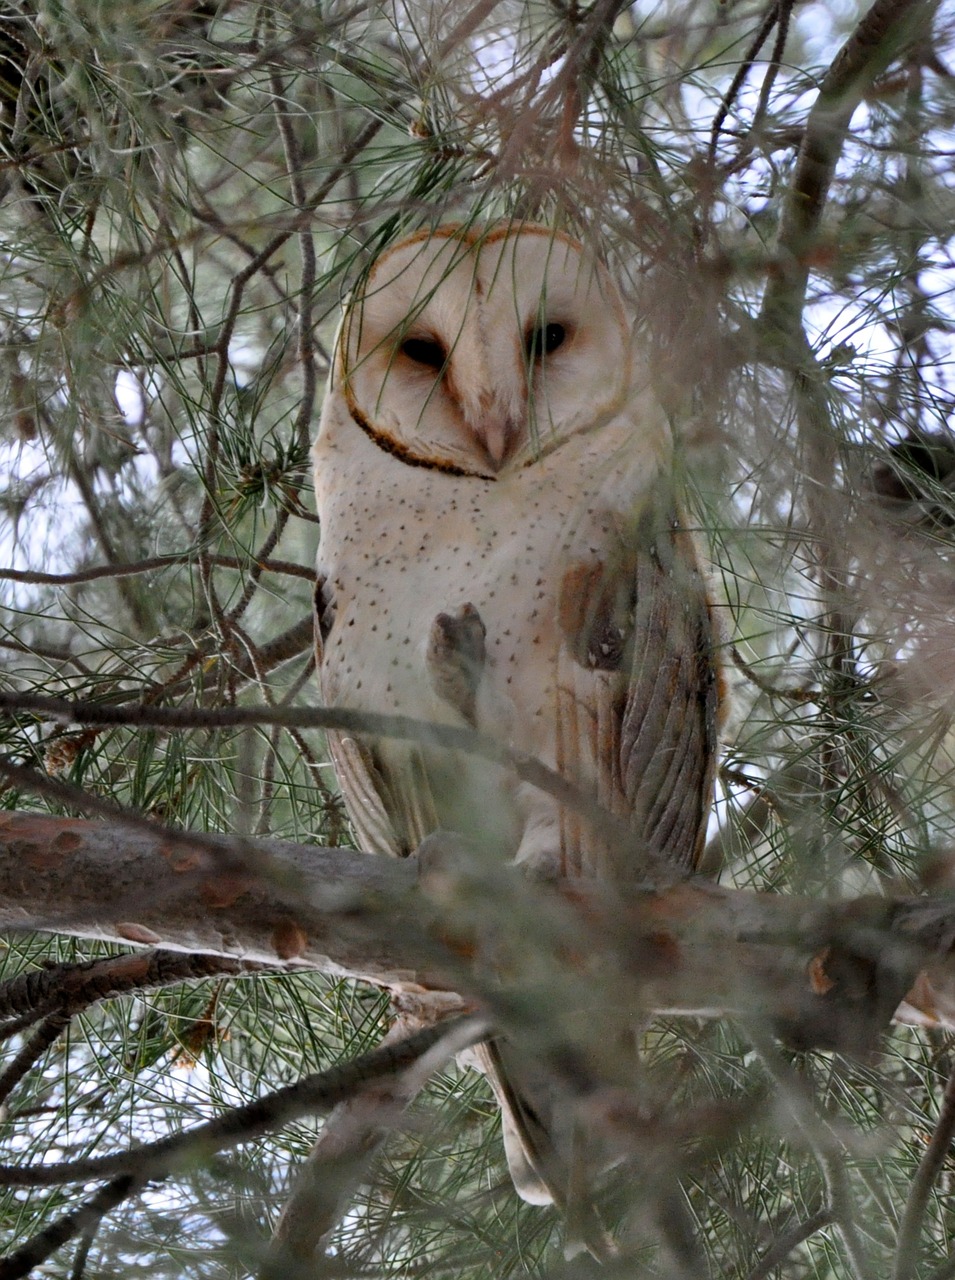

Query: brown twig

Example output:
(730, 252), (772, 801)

(0, 1013), (70, 1107)
(263, 1005), (470, 1275)
(0, 950), (263, 1023)
(0, 692), (662, 868)
(750, 0), (796, 140)
(0, 1174), (142, 1280)
(893, 1059), (955, 1280)
(62, 439), (151, 636)
(0, 1015), (485, 1187)
(730, 644), (817, 701)
(760, 0), (933, 342)
(745, 1208), (836, 1280)
(0, 554), (313, 587)
(433, 0), (506, 63)
(708, 0), (781, 161)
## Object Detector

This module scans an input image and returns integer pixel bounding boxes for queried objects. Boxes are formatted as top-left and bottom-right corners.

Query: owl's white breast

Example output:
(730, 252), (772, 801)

(312, 390), (670, 759)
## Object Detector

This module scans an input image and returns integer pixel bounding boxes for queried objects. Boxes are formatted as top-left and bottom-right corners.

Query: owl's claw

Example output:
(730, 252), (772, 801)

(426, 602), (486, 726)
(414, 829), (477, 880)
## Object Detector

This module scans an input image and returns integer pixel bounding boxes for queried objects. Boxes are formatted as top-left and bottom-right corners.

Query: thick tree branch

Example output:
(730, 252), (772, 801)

(1, 813), (955, 1051)
(0, 810), (426, 987)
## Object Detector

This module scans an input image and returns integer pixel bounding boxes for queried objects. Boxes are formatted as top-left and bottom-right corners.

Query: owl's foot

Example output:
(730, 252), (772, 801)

(414, 829), (478, 883)
(511, 844), (562, 883)
(426, 602), (486, 726)
(513, 802), (563, 881)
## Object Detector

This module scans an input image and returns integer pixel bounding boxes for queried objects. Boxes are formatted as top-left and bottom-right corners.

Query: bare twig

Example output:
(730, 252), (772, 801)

(708, 0), (781, 160)
(0, 1015), (486, 1187)
(731, 644), (817, 701)
(0, 692), (652, 866)
(433, 0), (506, 63)
(0, 950), (263, 1023)
(927, 1255), (955, 1280)
(263, 1006), (475, 1276)
(0, 1013), (70, 1107)
(0, 555), (313, 587)
(62, 441), (151, 635)
(745, 1208), (836, 1280)
(0, 1174), (141, 1280)
(760, 0), (933, 341)
(746, 1027), (872, 1280)
(750, 0), (795, 139)
(817, 1141), (870, 1280)
(893, 1059), (955, 1280)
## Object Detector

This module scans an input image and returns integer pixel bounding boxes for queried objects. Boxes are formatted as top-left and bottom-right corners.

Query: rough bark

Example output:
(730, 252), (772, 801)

(2, 811), (955, 1050)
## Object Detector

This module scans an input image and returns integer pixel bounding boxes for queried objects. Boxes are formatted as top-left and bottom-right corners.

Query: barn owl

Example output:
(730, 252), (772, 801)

(312, 223), (720, 1214)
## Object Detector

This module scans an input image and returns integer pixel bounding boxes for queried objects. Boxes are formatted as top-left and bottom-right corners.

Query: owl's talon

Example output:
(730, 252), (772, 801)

(426, 603), (486, 726)
(521, 855), (561, 885)
(415, 831), (481, 900)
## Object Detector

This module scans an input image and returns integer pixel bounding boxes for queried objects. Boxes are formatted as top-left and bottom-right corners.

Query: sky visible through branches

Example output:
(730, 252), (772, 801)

(0, 0), (953, 1276)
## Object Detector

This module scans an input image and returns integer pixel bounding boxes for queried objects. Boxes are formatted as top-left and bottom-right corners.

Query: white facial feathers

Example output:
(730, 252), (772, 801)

(338, 225), (637, 477)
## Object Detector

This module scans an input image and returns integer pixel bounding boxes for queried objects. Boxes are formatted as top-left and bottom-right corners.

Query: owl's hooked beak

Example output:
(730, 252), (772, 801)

(478, 416), (521, 471)
(456, 375), (523, 472)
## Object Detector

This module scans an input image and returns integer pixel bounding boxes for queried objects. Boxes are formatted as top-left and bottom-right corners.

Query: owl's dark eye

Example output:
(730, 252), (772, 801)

(526, 322), (567, 361)
(401, 337), (446, 370)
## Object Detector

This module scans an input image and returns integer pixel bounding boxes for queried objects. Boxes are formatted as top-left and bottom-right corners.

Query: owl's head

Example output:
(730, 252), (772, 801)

(334, 224), (635, 479)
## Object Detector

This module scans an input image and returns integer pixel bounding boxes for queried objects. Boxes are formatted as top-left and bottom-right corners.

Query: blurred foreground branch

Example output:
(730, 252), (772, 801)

(3, 811), (955, 1052)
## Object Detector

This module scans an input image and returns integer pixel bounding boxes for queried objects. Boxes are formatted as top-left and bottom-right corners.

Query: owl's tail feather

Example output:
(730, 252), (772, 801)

(473, 1040), (556, 1205)
(473, 1039), (618, 1263)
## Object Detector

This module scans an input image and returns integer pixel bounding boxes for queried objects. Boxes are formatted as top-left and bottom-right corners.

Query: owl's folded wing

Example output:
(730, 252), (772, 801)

(555, 500), (720, 878)
(314, 581), (440, 858)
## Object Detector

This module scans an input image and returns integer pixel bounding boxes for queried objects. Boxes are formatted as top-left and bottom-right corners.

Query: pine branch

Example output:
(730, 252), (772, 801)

(894, 1059), (955, 1280)
(0, 1015), (485, 1187)
(0, 555), (313, 586)
(0, 811), (951, 1049)
(760, 0), (934, 343)
(0, 1174), (141, 1280)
